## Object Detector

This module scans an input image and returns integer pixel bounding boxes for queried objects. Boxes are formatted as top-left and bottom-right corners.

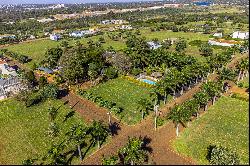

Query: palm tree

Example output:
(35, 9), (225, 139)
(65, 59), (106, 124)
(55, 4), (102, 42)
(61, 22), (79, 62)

(118, 137), (148, 165)
(202, 81), (221, 105)
(88, 121), (110, 149)
(218, 68), (237, 81)
(102, 155), (119, 165)
(137, 98), (153, 120)
(167, 105), (191, 137)
(194, 91), (210, 111)
(43, 142), (66, 165)
(66, 124), (87, 161)
(48, 106), (58, 122)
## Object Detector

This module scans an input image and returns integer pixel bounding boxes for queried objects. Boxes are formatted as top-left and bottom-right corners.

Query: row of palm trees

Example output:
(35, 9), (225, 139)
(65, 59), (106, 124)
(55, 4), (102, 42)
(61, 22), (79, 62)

(236, 58), (249, 82)
(167, 81), (223, 137)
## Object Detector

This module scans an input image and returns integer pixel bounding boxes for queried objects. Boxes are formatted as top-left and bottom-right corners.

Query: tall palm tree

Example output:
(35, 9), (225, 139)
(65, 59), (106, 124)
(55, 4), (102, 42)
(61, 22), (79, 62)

(88, 121), (110, 149)
(137, 98), (153, 120)
(167, 105), (191, 137)
(202, 81), (221, 105)
(102, 155), (119, 165)
(66, 124), (88, 161)
(194, 91), (210, 111)
(48, 106), (58, 122)
(43, 142), (66, 165)
(118, 137), (148, 165)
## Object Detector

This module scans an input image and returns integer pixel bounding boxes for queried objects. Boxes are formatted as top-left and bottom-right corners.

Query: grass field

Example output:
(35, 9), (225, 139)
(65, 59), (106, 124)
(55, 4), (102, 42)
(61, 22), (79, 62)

(87, 77), (154, 125)
(172, 96), (249, 164)
(0, 98), (94, 165)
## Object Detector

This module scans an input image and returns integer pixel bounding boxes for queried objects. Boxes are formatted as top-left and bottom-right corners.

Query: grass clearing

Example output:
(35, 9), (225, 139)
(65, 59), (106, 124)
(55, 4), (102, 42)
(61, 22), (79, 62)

(87, 77), (153, 125)
(0, 98), (93, 165)
(172, 96), (249, 164)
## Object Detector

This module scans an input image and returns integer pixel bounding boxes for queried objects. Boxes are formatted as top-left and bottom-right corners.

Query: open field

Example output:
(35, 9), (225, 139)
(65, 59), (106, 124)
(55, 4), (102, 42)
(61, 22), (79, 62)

(172, 96), (249, 164)
(0, 98), (94, 165)
(87, 77), (154, 125)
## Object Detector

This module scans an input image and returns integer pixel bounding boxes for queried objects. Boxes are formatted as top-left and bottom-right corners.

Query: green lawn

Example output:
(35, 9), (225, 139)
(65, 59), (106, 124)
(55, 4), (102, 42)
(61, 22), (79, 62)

(87, 77), (153, 125)
(0, 98), (93, 165)
(140, 29), (210, 41)
(172, 96), (249, 164)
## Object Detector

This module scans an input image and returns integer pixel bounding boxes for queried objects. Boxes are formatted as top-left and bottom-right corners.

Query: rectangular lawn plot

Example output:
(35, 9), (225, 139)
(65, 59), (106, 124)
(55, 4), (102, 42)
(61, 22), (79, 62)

(88, 78), (153, 125)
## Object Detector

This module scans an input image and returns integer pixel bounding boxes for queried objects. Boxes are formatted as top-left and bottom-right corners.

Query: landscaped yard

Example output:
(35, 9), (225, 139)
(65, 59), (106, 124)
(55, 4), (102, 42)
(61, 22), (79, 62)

(87, 77), (154, 125)
(172, 96), (249, 165)
(0, 98), (93, 165)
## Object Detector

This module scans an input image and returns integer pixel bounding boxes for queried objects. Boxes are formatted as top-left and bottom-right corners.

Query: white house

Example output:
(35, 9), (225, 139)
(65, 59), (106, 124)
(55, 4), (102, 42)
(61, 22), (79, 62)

(50, 34), (61, 41)
(69, 31), (84, 38)
(213, 32), (223, 38)
(232, 31), (249, 39)
(0, 60), (17, 76)
(208, 39), (235, 47)
(147, 41), (162, 50)
(0, 77), (22, 100)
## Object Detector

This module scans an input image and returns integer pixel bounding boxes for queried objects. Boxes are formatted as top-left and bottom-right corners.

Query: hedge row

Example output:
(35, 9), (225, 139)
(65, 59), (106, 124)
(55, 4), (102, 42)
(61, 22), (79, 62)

(121, 75), (155, 88)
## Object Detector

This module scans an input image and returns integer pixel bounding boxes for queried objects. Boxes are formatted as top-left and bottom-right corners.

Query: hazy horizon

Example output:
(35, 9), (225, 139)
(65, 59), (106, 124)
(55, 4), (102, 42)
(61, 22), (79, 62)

(0, 0), (160, 5)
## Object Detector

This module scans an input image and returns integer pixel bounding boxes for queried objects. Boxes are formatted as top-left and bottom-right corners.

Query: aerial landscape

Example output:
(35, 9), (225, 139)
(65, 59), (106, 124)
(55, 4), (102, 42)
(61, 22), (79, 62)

(0, 0), (249, 165)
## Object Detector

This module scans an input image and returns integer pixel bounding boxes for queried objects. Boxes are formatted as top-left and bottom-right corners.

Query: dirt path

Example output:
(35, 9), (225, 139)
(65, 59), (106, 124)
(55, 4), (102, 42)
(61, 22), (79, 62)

(59, 53), (250, 165)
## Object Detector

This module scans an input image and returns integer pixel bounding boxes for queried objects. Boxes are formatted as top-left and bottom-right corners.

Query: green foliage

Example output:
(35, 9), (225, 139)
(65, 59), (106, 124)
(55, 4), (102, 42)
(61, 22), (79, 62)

(199, 43), (213, 57)
(41, 84), (59, 99)
(175, 39), (187, 52)
(104, 66), (118, 80)
(119, 137), (148, 165)
(207, 145), (240, 165)
(102, 155), (119, 165)
(42, 47), (63, 68)
(38, 76), (48, 88)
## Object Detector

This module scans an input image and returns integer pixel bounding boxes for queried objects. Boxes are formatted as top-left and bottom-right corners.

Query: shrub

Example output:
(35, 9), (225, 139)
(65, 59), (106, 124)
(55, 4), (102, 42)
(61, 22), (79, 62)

(104, 67), (118, 79)
(25, 92), (43, 107)
(131, 68), (142, 76)
(156, 117), (165, 127)
(41, 84), (59, 99)
(207, 145), (240, 165)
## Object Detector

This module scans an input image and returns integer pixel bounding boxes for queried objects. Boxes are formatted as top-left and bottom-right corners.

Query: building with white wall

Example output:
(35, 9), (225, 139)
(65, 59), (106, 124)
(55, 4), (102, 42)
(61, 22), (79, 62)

(232, 31), (249, 39)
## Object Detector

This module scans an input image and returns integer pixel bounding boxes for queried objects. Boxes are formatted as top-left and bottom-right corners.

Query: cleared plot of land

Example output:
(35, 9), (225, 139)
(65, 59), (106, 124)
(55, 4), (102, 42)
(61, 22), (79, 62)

(0, 99), (90, 165)
(172, 96), (249, 165)
(87, 77), (153, 125)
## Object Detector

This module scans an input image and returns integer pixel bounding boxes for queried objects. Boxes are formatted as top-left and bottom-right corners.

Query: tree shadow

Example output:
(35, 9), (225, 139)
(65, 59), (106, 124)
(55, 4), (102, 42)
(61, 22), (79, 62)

(82, 140), (95, 159)
(141, 135), (153, 154)
(109, 122), (121, 136)
(58, 89), (69, 99)
(206, 144), (216, 161)
(63, 111), (75, 122)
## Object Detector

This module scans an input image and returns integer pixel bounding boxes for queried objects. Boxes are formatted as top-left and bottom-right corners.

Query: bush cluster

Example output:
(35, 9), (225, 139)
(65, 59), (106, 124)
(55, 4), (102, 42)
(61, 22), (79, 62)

(77, 89), (122, 115)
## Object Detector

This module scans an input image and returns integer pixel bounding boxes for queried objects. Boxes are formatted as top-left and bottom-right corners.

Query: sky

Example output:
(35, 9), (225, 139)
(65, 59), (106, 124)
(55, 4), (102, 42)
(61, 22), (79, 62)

(0, 0), (160, 5)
